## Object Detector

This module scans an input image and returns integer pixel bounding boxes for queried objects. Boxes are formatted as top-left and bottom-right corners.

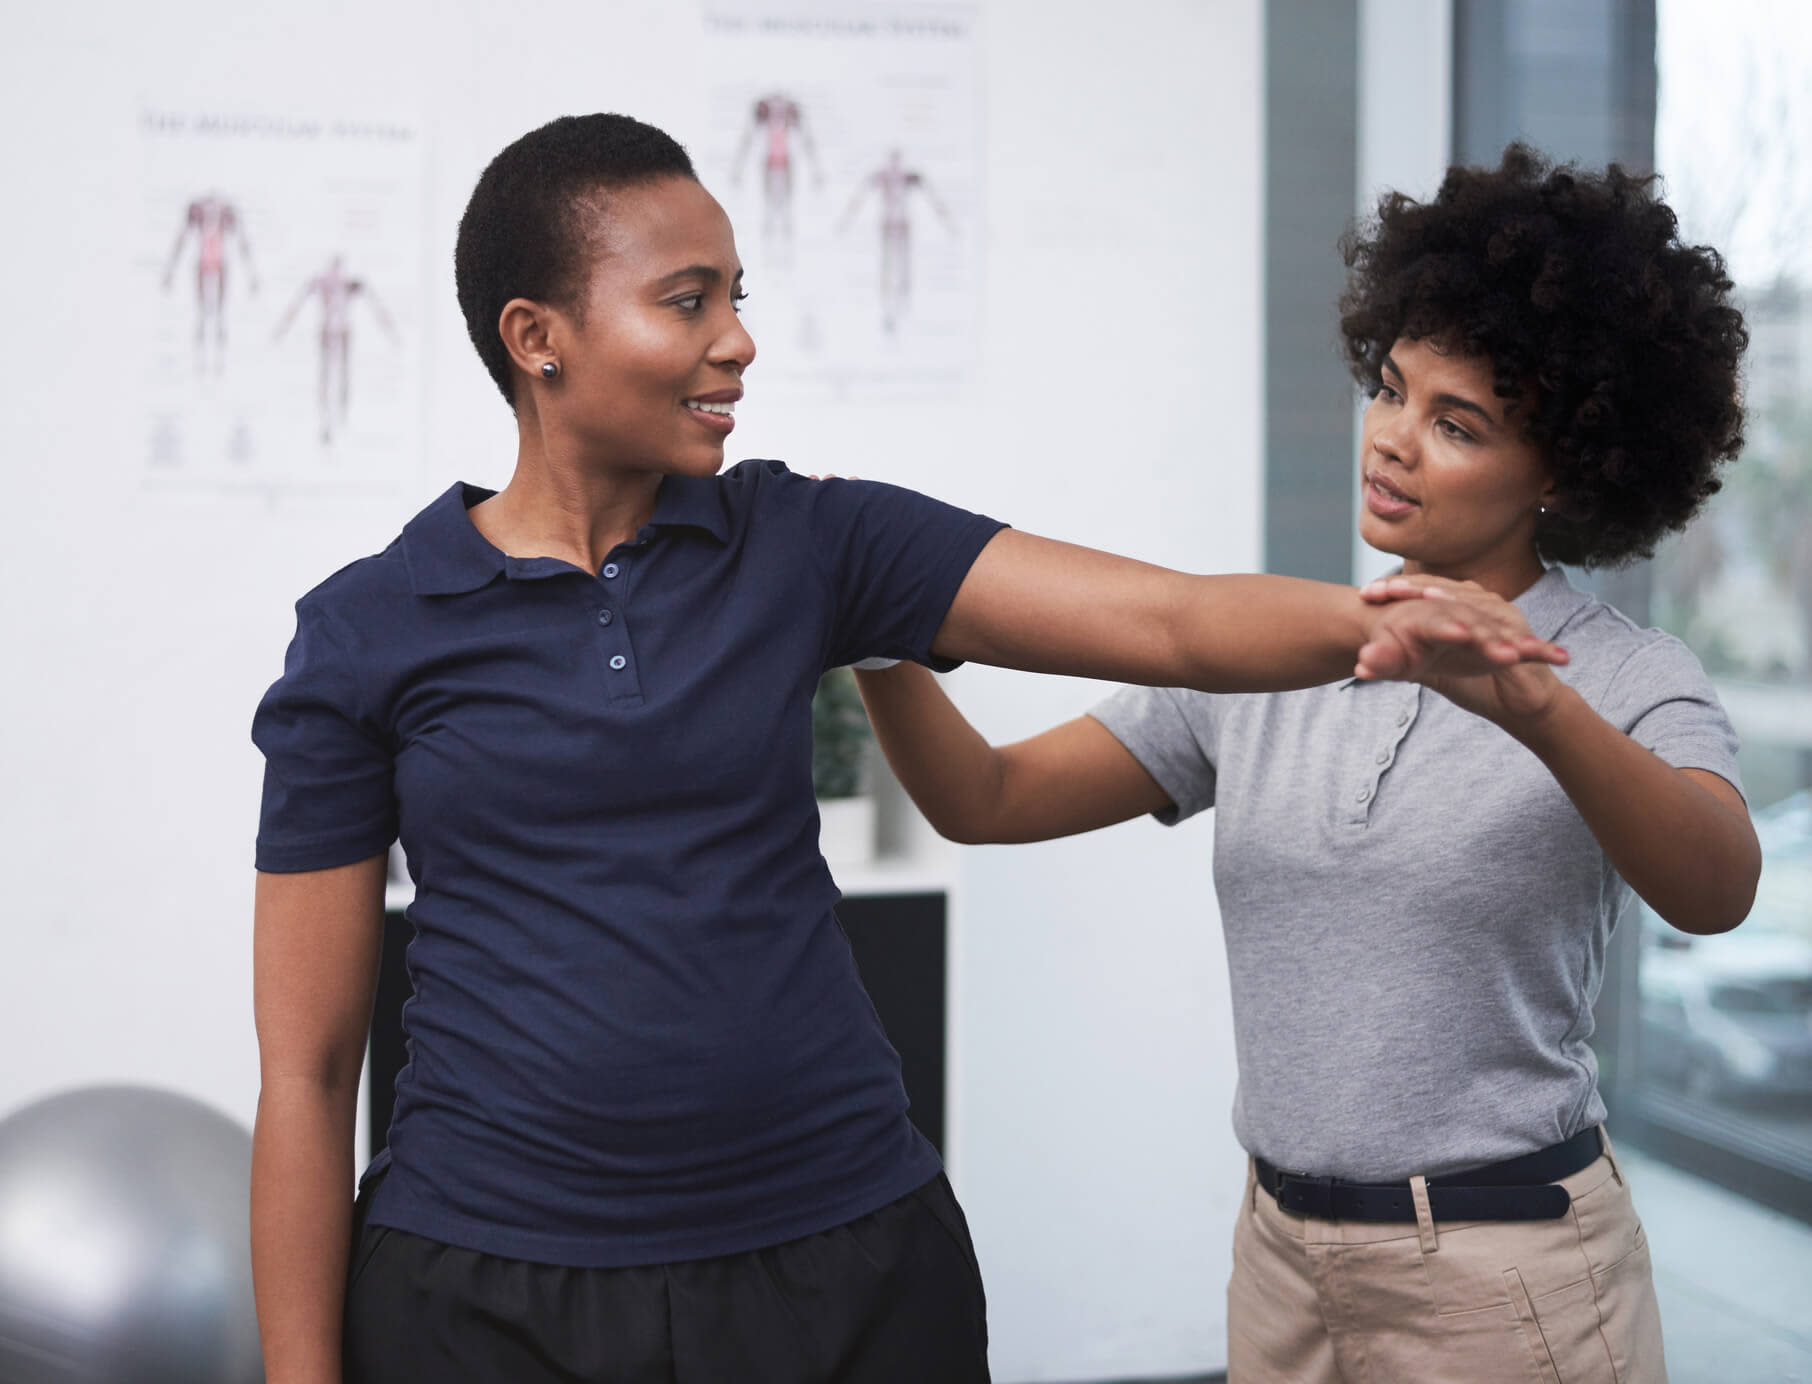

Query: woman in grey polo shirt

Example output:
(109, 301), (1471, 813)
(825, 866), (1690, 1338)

(856, 144), (1760, 1382)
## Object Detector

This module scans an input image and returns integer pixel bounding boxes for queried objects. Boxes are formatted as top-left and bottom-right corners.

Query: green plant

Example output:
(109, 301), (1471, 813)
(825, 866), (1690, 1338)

(811, 666), (872, 799)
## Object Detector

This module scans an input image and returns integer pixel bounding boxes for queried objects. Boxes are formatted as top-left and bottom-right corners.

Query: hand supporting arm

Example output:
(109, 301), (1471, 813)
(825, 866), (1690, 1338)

(856, 662), (1170, 843)
(1361, 574), (1760, 935)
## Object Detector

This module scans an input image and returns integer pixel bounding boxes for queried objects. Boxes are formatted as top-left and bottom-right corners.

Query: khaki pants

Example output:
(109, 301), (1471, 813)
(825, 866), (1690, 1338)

(1227, 1132), (1666, 1383)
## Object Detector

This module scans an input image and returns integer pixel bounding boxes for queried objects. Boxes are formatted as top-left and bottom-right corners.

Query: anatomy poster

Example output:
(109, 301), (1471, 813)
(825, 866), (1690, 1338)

(695, 2), (981, 401)
(136, 106), (424, 495)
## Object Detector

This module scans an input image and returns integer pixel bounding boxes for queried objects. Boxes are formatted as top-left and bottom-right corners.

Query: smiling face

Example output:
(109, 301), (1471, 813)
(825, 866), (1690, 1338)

(1358, 336), (1557, 598)
(530, 175), (756, 478)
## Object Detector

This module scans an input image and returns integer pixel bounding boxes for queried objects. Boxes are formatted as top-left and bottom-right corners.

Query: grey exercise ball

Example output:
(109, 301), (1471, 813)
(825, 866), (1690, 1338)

(0, 1085), (264, 1384)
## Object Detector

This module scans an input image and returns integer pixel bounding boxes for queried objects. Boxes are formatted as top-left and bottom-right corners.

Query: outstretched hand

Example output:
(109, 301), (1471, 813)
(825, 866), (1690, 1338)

(1357, 574), (1569, 725)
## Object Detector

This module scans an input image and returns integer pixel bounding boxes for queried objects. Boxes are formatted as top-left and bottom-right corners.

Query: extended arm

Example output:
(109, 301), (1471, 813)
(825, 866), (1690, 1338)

(839, 174), (875, 232)
(359, 282), (399, 340)
(271, 279), (315, 341)
(161, 208), (194, 287)
(233, 210), (259, 291)
(251, 856), (386, 1384)
(856, 661), (1170, 843)
(930, 529), (1563, 692)
(729, 107), (759, 184)
(796, 111), (821, 184)
(916, 174), (958, 234)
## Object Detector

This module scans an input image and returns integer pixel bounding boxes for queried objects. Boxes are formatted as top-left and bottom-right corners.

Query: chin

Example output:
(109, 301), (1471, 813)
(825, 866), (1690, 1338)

(1358, 520), (1409, 560)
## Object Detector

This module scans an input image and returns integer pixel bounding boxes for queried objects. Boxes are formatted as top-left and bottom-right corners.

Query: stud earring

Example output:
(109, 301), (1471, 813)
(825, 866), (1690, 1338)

(541, 361), (559, 379)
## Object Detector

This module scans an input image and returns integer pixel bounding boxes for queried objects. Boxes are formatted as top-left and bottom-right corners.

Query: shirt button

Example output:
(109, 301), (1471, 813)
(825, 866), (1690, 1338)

(1396, 710), (1411, 727)
(1375, 751), (1390, 765)
(1355, 787), (1371, 803)
(609, 654), (627, 671)
(597, 609), (613, 626)
(602, 563), (620, 579)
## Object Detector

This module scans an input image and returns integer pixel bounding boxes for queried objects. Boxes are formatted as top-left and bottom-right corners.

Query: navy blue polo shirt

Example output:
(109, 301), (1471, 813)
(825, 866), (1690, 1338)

(252, 459), (1005, 1267)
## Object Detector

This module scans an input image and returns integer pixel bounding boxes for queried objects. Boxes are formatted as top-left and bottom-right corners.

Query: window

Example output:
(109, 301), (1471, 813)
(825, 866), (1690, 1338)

(1626, 0), (1812, 1218)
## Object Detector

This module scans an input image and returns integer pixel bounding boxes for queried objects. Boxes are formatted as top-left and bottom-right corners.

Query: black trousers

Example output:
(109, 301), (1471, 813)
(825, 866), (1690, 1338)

(342, 1174), (990, 1384)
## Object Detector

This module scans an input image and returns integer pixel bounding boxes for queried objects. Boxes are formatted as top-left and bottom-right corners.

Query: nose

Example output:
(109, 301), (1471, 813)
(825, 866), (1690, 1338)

(1369, 400), (1416, 467)
(714, 308), (757, 374)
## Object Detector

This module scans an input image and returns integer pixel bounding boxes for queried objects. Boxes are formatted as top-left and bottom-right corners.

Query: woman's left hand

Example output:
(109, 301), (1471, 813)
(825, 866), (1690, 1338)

(1361, 574), (1564, 728)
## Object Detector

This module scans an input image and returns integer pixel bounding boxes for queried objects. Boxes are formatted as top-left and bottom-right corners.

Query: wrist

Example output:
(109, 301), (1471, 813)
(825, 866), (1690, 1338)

(1349, 589), (1387, 656)
(1502, 678), (1586, 750)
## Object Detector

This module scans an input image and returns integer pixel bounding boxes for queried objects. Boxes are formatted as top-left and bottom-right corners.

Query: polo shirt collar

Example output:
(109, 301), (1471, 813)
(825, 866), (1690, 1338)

(647, 472), (731, 544)
(404, 483), (505, 595)
(404, 475), (732, 596)
(1512, 565), (1593, 642)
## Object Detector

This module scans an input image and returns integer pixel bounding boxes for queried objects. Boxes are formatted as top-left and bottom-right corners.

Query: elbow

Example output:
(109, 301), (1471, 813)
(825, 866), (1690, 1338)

(1660, 869), (1761, 938)
(935, 815), (994, 847)
(1667, 907), (1747, 938)
(1656, 821), (1764, 937)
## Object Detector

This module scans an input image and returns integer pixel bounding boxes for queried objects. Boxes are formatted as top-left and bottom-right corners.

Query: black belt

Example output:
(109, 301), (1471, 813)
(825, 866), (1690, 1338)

(1255, 1128), (1602, 1223)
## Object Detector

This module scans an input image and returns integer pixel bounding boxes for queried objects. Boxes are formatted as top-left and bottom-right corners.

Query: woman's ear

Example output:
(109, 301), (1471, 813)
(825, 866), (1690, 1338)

(498, 298), (559, 382)
(1537, 466), (1563, 514)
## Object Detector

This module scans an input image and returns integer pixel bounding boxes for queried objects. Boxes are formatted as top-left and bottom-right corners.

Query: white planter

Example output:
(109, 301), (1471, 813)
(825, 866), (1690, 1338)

(817, 794), (877, 867)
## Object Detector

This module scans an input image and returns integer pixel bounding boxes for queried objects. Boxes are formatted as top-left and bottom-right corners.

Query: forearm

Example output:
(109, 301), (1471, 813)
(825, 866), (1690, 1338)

(1511, 688), (1759, 934)
(251, 1076), (360, 1384)
(1165, 574), (1379, 692)
(855, 663), (1008, 841)
(855, 663), (1172, 842)
(933, 532), (1551, 693)
(932, 532), (1375, 689)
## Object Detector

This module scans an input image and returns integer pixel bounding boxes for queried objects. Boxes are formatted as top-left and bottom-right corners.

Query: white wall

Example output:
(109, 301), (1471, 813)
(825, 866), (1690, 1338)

(0, 1), (1261, 1377)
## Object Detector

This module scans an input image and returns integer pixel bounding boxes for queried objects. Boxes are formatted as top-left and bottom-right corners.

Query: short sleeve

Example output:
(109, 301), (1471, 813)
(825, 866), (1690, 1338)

(1596, 633), (1744, 797)
(1088, 684), (1222, 825)
(251, 602), (398, 872)
(805, 475), (1007, 671)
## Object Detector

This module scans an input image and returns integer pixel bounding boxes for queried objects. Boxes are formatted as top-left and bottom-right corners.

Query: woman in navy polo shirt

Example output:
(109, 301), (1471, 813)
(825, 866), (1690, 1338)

(854, 146), (1760, 1381)
(248, 115), (1562, 1384)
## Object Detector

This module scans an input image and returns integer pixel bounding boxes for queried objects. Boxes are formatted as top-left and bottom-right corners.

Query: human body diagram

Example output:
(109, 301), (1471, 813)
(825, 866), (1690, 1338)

(731, 92), (820, 265)
(272, 255), (397, 445)
(841, 149), (956, 333)
(162, 194), (258, 373)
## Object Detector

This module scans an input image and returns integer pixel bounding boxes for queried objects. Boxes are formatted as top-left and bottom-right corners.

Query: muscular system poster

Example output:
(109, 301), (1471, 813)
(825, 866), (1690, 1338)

(693, 1), (981, 401)
(137, 105), (425, 496)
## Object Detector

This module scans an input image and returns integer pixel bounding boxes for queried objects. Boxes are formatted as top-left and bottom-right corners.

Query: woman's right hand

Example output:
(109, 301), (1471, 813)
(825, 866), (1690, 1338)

(1356, 574), (1569, 724)
(1354, 576), (1567, 688)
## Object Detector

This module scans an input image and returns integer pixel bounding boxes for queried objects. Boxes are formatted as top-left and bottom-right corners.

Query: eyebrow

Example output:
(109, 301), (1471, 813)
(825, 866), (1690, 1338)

(1382, 354), (1501, 428)
(653, 264), (744, 288)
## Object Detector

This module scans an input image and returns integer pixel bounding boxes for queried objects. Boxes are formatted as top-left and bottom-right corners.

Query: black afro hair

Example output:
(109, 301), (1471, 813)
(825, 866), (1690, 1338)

(1338, 142), (1748, 568)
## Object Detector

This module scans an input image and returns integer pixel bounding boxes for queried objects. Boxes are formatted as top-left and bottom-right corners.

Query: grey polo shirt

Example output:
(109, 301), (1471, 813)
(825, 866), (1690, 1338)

(1091, 567), (1741, 1182)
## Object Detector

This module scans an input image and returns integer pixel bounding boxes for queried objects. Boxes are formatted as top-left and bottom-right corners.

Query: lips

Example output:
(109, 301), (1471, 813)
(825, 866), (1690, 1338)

(1364, 469), (1420, 520)
(683, 392), (739, 435)
(1366, 470), (1417, 505)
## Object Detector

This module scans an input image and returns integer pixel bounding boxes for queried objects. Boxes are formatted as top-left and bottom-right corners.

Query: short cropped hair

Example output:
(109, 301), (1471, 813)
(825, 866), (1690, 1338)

(1338, 143), (1748, 568)
(454, 113), (696, 406)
